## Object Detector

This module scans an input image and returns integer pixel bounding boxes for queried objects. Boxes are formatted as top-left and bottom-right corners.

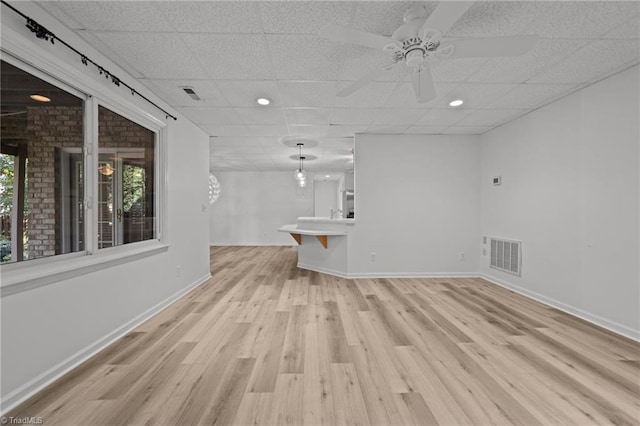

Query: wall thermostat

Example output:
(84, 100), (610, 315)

(493, 176), (502, 186)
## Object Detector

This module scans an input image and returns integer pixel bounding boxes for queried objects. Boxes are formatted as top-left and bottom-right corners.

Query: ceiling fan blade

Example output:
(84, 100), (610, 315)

(319, 24), (395, 50)
(421, 1), (474, 35)
(445, 35), (539, 59)
(338, 64), (396, 97)
(410, 64), (436, 104)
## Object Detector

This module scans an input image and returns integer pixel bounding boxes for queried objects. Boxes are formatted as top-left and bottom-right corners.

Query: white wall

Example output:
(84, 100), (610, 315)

(209, 171), (313, 245)
(314, 180), (339, 217)
(1, 2), (211, 410)
(480, 65), (640, 340)
(349, 134), (481, 276)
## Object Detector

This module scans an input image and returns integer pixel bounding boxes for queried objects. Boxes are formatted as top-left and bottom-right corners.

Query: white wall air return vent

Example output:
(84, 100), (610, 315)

(490, 238), (522, 276)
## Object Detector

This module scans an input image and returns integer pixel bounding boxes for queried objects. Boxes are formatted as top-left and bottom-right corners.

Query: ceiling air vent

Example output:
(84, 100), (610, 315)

(181, 86), (201, 101)
(490, 237), (521, 276)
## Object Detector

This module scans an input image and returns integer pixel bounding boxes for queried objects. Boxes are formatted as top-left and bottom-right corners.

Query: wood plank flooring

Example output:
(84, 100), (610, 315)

(7, 246), (640, 425)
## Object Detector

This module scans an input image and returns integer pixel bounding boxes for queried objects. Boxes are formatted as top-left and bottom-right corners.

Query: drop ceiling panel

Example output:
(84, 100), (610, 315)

(352, 2), (436, 36)
(288, 125), (331, 137)
(259, 1), (356, 34)
(468, 38), (591, 83)
(529, 39), (640, 83)
(44, 1), (174, 31)
(365, 125), (410, 134)
(201, 125), (289, 137)
(371, 108), (426, 126)
(216, 81), (281, 107)
(212, 137), (282, 147)
(91, 32), (209, 79)
(284, 108), (332, 126)
(159, 2), (264, 33)
(329, 108), (378, 126)
(267, 35), (346, 80)
(523, 1), (640, 39)
(276, 82), (338, 108)
(456, 109), (526, 126)
(327, 125), (370, 137)
(430, 58), (488, 82)
(333, 82), (396, 107)
(415, 108), (470, 126)
(233, 107), (287, 125)
(178, 107), (243, 125)
(145, 79), (229, 107)
(603, 16), (640, 39)
(445, 2), (539, 37)
(211, 147), (267, 157)
(181, 34), (274, 80)
(488, 83), (580, 110)
(434, 83), (518, 109)
(384, 82), (456, 108)
(339, 47), (399, 82)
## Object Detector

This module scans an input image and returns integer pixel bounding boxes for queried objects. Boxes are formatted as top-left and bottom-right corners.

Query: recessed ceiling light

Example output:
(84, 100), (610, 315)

(30, 94), (51, 103)
(256, 97), (271, 106)
(325, 175), (330, 178)
(449, 99), (464, 107)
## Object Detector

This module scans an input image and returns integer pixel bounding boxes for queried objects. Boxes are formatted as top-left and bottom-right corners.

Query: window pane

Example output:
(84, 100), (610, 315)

(98, 106), (155, 247)
(0, 60), (84, 264)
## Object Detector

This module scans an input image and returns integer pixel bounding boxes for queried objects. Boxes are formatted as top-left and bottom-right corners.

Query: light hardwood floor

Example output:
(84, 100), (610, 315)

(7, 246), (640, 425)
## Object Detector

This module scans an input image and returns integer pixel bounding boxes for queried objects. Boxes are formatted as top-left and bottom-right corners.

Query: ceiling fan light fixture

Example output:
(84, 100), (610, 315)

(256, 97), (271, 106)
(405, 49), (425, 67)
(449, 99), (464, 107)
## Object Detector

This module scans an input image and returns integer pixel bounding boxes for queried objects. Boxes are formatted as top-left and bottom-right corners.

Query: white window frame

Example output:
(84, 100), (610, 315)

(0, 37), (170, 297)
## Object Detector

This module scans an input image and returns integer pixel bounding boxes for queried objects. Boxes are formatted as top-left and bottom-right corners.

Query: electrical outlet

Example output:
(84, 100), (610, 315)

(371, 252), (376, 262)
(459, 252), (465, 261)
(482, 236), (487, 244)
(176, 265), (181, 277)
(482, 248), (487, 256)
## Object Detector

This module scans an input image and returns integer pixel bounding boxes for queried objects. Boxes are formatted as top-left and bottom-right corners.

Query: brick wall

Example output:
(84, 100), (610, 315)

(25, 105), (154, 260)
(26, 105), (83, 259)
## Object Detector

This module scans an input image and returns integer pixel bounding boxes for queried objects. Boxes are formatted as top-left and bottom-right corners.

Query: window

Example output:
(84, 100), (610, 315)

(0, 58), (163, 270)
(1, 60), (85, 264)
(97, 106), (156, 248)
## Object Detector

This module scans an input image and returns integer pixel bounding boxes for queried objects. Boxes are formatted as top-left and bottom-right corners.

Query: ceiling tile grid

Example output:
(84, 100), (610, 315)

(181, 34), (275, 80)
(159, 2), (264, 34)
(528, 39), (640, 84)
(267, 35), (347, 81)
(259, 1), (357, 35)
(90, 32), (210, 80)
(33, 1), (640, 172)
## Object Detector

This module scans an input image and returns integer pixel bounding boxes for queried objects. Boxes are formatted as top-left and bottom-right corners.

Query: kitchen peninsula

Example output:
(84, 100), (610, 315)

(279, 217), (355, 277)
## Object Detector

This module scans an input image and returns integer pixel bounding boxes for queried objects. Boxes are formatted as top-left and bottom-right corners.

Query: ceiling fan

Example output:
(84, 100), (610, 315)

(319, 1), (539, 103)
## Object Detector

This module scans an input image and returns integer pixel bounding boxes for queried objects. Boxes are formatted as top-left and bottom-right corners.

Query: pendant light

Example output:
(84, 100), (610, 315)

(294, 143), (307, 186)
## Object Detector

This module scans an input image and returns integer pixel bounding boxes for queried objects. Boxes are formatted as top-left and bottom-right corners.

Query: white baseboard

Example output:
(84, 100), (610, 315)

(481, 273), (640, 343)
(347, 271), (480, 279)
(0, 273), (212, 414)
(298, 263), (479, 280)
(297, 263), (349, 279)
